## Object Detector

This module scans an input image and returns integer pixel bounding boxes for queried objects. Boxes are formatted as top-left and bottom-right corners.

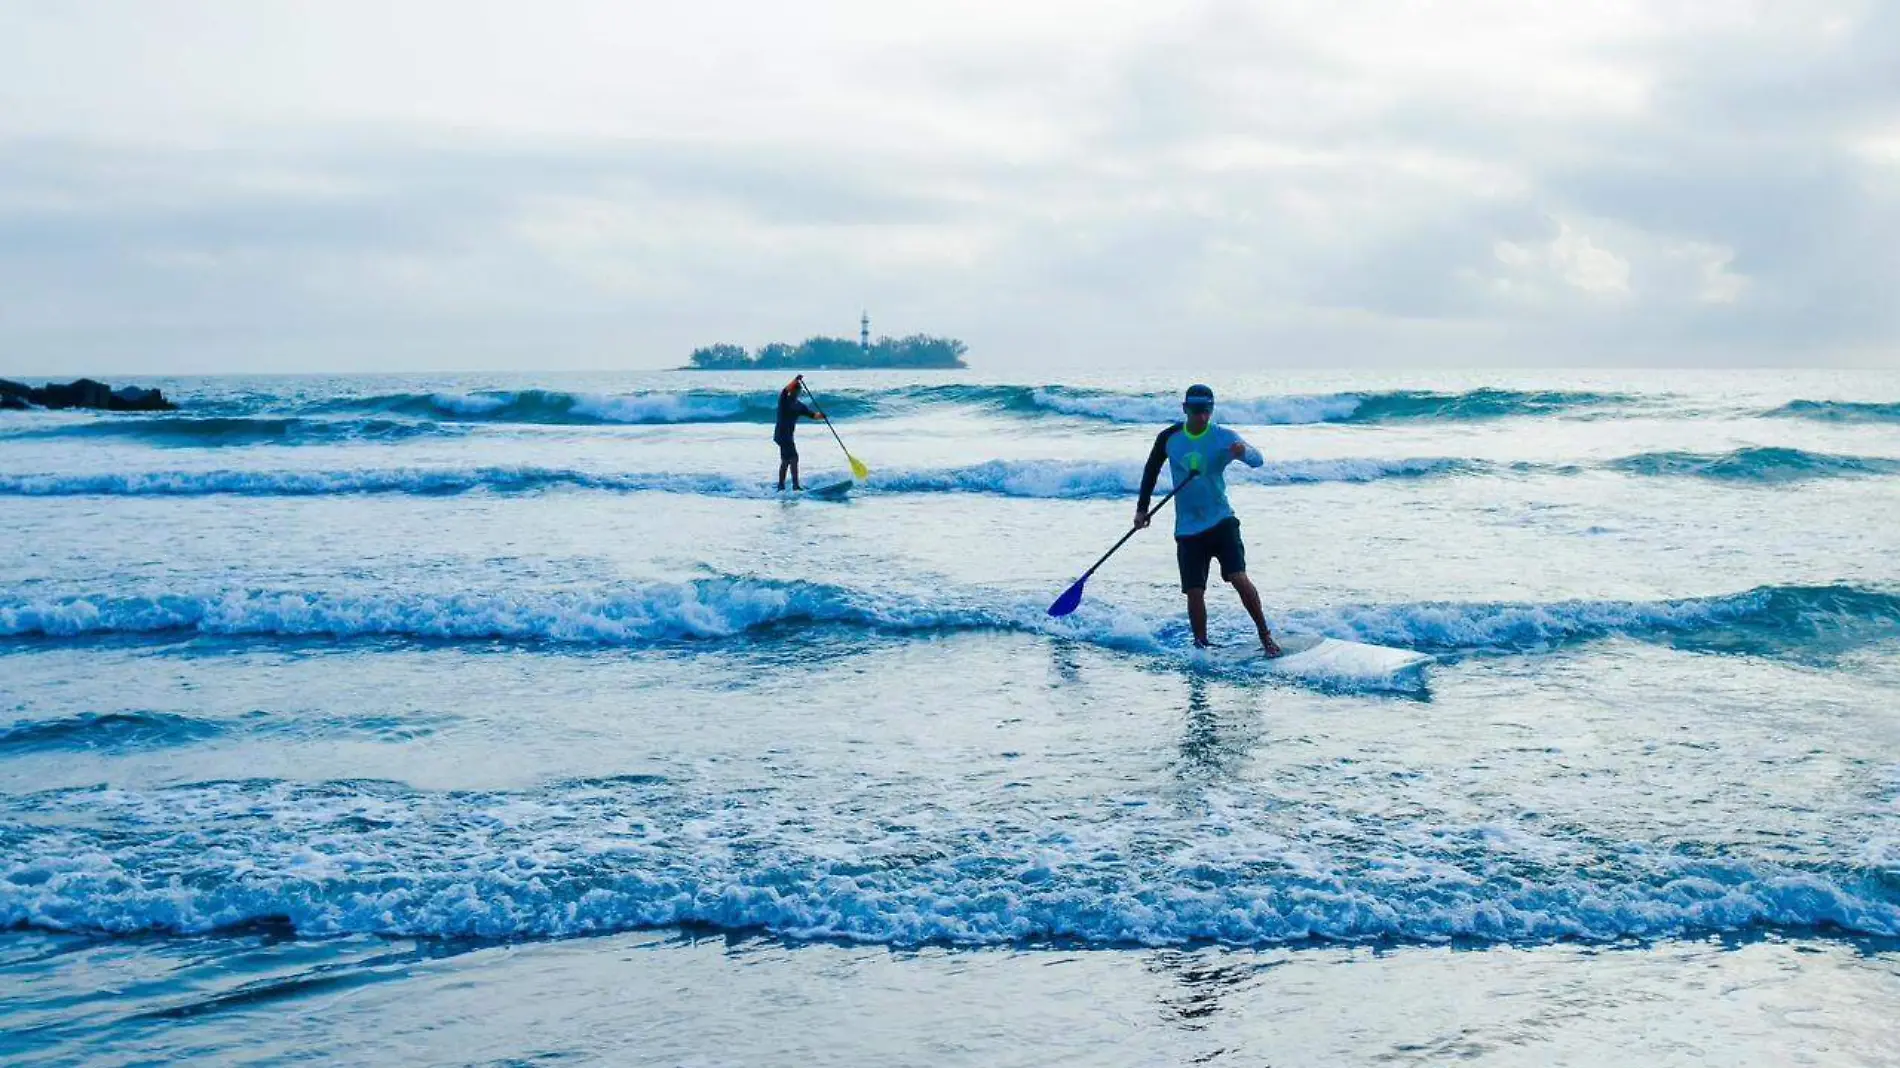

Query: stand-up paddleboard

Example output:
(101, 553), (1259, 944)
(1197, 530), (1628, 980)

(1194, 634), (1432, 688)
(807, 479), (854, 499)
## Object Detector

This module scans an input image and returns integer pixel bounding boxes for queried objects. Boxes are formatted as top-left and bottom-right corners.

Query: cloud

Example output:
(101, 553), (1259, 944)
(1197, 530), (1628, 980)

(0, 1), (1894, 372)
(1490, 222), (1633, 300)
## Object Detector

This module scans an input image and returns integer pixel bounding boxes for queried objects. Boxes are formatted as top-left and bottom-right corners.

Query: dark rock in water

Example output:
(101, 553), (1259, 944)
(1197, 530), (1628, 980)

(112, 385), (168, 409)
(45, 378), (113, 409)
(0, 377), (175, 411)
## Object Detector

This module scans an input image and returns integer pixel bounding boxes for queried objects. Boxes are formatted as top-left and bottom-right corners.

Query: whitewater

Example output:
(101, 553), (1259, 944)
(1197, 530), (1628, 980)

(3, 367), (1897, 1066)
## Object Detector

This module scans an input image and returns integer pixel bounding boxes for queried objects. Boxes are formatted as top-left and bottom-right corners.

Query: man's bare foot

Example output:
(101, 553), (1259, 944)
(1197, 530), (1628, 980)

(1261, 633), (1283, 658)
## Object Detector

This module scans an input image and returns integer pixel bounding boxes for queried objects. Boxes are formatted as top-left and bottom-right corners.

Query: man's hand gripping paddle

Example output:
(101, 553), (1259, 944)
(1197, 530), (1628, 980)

(1047, 469), (1199, 617)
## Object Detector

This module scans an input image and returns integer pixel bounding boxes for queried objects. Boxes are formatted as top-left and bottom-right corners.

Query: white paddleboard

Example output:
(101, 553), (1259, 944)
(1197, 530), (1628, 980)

(1193, 634), (1432, 688)
(807, 479), (854, 499)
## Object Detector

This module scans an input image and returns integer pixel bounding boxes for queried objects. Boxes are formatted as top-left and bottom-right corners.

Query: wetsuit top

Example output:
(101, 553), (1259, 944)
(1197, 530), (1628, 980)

(1137, 421), (1264, 537)
(775, 390), (815, 444)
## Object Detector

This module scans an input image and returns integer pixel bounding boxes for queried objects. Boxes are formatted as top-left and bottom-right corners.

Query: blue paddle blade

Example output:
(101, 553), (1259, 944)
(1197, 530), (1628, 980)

(1047, 578), (1086, 617)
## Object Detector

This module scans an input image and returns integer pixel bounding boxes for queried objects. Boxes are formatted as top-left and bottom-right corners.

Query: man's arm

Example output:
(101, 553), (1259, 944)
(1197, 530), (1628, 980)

(1228, 429), (1263, 467)
(1136, 425), (1178, 524)
(783, 376), (823, 419)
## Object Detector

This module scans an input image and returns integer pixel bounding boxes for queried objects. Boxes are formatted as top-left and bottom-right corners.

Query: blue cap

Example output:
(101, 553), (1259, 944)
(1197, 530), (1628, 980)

(1183, 384), (1215, 410)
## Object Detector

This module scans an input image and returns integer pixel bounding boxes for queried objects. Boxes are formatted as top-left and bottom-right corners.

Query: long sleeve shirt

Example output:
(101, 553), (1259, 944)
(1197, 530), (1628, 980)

(1137, 422), (1263, 537)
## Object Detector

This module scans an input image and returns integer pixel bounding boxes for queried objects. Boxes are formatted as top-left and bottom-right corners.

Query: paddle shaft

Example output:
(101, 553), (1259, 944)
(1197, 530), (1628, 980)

(1076, 471), (1198, 583)
(799, 380), (856, 463)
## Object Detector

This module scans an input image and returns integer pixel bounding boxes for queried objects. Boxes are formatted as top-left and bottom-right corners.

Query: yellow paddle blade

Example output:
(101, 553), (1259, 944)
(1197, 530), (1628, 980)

(849, 455), (870, 480)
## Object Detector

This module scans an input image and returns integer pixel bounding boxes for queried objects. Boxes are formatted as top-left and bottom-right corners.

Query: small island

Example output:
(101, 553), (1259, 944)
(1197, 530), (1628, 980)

(686, 313), (967, 371)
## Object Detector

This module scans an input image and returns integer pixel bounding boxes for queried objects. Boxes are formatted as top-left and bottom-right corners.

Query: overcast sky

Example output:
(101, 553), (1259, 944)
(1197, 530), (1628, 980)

(2, 0), (1896, 373)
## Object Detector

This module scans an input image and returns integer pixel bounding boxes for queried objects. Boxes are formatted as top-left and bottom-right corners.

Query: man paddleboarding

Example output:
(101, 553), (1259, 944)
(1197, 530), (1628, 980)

(1135, 384), (1283, 656)
(774, 375), (825, 492)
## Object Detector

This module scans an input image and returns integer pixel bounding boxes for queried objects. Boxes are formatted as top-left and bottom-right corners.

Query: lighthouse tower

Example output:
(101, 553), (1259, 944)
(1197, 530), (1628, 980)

(860, 311), (870, 354)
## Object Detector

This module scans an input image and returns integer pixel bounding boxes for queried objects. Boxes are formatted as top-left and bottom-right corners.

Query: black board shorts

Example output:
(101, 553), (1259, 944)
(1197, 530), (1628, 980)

(776, 438), (798, 463)
(1176, 517), (1246, 591)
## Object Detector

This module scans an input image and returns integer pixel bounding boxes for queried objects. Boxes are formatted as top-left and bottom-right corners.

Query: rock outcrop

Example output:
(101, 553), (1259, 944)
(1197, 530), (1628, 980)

(0, 378), (176, 411)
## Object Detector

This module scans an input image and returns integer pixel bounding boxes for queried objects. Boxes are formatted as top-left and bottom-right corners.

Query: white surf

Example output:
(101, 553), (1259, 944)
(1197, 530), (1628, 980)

(1193, 633), (1432, 689)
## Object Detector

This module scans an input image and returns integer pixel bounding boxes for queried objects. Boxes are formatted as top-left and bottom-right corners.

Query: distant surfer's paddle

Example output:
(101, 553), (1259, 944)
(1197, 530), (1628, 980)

(1047, 471), (1198, 617)
(801, 380), (870, 481)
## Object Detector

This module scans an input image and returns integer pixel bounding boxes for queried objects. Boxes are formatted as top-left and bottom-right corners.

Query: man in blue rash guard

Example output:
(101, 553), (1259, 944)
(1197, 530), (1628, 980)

(774, 375), (825, 492)
(1135, 384), (1283, 656)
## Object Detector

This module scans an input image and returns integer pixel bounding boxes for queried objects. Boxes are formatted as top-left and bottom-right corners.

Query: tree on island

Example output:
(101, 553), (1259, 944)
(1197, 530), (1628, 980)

(873, 334), (969, 368)
(685, 343), (751, 370)
(756, 342), (797, 366)
(687, 334), (968, 370)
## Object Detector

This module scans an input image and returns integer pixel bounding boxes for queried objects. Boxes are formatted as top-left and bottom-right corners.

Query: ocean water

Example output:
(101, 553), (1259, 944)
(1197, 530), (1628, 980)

(2, 368), (1897, 1066)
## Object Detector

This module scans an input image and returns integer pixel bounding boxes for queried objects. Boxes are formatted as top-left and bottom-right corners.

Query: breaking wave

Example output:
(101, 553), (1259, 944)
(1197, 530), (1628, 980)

(0, 458), (1486, 499)
(1020, 387), (1637, 425)
(313, 385), (1637, 427)
(10, 447), (1896, 500)
(0, 468), (757, 498)
(1765, 400), (1900, 424)
(1607, 447), (1900, 483)
(3, 776), (1894, 946)
(0, 415), (459, 447)
(0, 711), (224, 753)
(2, 579), (1891, 662)
(13, 385), (1654, 430)
(314, 389), (877, 426)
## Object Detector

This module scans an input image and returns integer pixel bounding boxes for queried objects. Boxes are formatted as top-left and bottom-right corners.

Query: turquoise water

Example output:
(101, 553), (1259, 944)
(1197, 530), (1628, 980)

(3, 369), (1898, 1065)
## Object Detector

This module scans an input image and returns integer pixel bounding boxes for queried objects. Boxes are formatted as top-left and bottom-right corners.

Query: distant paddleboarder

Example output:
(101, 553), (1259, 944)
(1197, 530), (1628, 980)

(774, 375), (825, 492)
(1135, 384), (1283, 656)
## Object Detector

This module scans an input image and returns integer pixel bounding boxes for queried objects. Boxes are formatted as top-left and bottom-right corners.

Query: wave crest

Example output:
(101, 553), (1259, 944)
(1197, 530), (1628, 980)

(316, 388), (879, 426)
(0, 416), (458, 447)
(4, 778), (1894, 946)
(1023, 387), (1635, 425)
(2, 580), (1892, 661)
(0, 711), (222, 753)
(1766, 400), (1900, 424)
(1607, 447), (1900, 482)
(17, 384), (1653, 429)
(0, 467), (756, 498)
(0, 457), (1481, 499)
(1291, 583), (1900, 658)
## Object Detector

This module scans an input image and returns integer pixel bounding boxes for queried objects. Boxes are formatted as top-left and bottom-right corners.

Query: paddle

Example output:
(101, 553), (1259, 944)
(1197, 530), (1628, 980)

(1047, 471), (1198, 617)
(800, 379), (870, 480)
